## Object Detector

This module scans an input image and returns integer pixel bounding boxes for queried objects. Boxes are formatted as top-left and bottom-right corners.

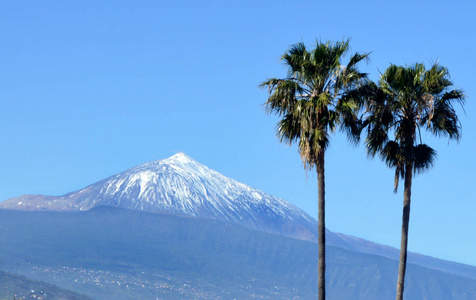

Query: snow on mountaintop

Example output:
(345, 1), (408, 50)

(169, 152), (192, 164)
(0, 153), (320, 241)
(2, 153), (475, 280)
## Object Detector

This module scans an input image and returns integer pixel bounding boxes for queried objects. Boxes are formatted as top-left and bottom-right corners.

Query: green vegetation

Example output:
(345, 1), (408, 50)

(262, 40), (466, 300)
(356, 63), (465, 300)
(261, 39), (369, 300)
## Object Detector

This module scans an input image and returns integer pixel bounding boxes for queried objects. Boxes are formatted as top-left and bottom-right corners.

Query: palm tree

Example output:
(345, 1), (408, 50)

(360, 63), (465, 300)
(261, 39), (369, 300)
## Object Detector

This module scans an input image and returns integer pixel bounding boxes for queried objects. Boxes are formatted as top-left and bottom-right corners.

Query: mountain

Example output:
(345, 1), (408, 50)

(0, 208), (475, 300)
(0, 152), (333, 243)
(0, 270), (92, 300)
(1, 153), (475, 281)
(334, 232), (476, 281)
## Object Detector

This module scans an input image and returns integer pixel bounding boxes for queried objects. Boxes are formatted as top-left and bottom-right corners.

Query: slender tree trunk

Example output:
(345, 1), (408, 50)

(317, 151), (326, 300)
(395, 163), (413, 300)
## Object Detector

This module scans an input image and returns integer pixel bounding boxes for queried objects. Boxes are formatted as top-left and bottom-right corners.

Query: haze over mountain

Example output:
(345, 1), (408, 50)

(1, 207), (475, 300)
(1, 153), (475, 282)
(1, 152), (323, 242)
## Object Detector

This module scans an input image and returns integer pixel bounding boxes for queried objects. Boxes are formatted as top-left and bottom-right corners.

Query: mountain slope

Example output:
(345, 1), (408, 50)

(0, 153), (331, 243)
(1, 153), (475, 281)
(0, 208), (474, 300)
(0, 270), (92, 300)
(335, 232), (476, 281)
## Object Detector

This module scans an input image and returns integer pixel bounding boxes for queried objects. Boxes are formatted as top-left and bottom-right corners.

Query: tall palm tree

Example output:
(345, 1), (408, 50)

(261, 39), (369, 300)
(360, 63), (465, 300)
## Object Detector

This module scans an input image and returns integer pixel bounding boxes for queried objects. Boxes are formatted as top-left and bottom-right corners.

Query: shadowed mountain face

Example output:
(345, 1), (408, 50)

(0, 270), (93, 300)
(0, 208), (475, 300)
(1, 153), (475, 283)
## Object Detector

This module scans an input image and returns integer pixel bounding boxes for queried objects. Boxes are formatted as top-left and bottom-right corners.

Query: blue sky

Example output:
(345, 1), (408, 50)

(1, 1), (475, 266)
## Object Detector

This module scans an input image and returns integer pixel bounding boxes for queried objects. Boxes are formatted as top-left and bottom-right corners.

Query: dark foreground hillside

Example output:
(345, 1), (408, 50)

(0, 270), (92, 300)
(0, 207), (475, 299)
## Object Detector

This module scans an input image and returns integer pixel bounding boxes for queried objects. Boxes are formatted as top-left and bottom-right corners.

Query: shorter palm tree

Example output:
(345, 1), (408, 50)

(358, 62), (465, 300)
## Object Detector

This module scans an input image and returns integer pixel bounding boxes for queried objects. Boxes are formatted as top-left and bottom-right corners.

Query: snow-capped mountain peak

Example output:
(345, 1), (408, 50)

(0, 153), (320, 242)
(167, 152), (194, 164)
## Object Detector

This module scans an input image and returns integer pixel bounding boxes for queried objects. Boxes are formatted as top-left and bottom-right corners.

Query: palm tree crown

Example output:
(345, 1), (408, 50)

(357, 62), (465, 300)
(362, 63), (465, 191)
(261, 39), (369, 300)
(261, 39), (369, 168)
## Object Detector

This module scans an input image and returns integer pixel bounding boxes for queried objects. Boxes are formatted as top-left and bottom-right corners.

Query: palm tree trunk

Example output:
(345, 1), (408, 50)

(317, 151), (326, 300)
(395, 163), (413, 300)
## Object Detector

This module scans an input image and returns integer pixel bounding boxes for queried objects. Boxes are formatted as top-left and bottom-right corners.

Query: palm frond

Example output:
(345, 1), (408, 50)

(380, 141), (400, 168)
(346, 52), (371, 70)
(365, 126), (389, 158)
(261, 79), (305, 116)
(276, 113), (301, 145)
(413, 144), (437, 174)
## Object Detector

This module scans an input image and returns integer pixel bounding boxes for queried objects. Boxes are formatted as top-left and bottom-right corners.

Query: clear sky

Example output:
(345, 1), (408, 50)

(1, 1), (475, 266)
